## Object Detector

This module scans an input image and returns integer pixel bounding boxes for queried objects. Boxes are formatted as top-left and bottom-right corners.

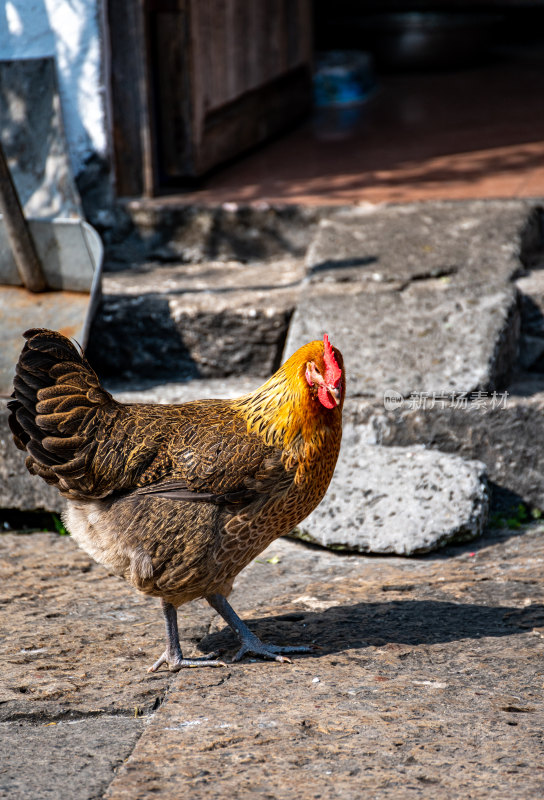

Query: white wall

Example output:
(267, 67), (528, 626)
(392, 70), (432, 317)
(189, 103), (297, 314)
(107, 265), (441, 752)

(0, 0), (107, 176)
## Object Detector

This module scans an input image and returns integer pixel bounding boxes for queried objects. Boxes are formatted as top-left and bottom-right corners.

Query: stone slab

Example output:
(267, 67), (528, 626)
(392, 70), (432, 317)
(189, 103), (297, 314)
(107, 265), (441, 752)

(3, 525), (544, 799)
(284, 281), (520, 399)
(115, 202), (322, 265)
(0, 533), (192, 720)
(353, 391), (544, 510)
(106, 375), (262, 405)
(87, 258), (305, 382)
(308, 200), (537, 286)
(516, 270), (544, 370)
(104, 527), (544, 800)
(296, 424), (488, 555)
(0, 717), (142, 800)
(0, 532), (358, 722)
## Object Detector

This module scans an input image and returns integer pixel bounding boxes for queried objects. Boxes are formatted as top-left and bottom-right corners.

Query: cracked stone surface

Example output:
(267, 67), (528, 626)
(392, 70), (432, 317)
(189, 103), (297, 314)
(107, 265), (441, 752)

(285, 200), (544, 401)
(0, 533), (188, 720)
(351, 391), (544, 510)
(296, 424), (489, 554)
(2, 527), (544, 799)
(2, 199), (544, 798)
(0, 718), (143, 800)
(308, 201), (536, 286)
(517, 271), (544, 374)
(115, 202), (321, 264)
(284, 281), (520, 399)
(105, 375), (262, 405)
(103, 527), (544, 800)
(4, 201), (541, 523)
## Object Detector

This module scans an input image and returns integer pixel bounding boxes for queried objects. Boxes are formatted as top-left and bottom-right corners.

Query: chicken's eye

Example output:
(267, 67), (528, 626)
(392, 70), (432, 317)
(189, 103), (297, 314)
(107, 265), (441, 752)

(305, 362), (322, 387)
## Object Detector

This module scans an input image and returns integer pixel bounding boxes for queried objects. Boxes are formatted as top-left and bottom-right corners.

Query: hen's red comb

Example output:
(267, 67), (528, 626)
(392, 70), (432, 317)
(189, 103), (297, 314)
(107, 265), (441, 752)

(323, 334), (342, 386)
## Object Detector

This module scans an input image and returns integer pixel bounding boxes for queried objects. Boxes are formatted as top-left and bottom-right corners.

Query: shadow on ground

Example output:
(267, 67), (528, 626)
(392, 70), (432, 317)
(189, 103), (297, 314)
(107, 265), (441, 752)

(200, 598), (544, 658)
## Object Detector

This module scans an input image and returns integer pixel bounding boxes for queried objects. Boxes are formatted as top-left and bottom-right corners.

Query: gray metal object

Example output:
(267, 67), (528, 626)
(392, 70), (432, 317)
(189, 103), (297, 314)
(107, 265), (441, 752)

(0, 216), (103, 396)
(0, 57), (82, 219)
(0, 57), (103, 397)
(0, 141), (47, 292)
(0, 217), (102, 292)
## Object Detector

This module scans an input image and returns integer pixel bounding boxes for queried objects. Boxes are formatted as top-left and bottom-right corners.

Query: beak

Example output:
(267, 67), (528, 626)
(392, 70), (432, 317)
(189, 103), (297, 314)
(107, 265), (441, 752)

(327, 385), (341, 406)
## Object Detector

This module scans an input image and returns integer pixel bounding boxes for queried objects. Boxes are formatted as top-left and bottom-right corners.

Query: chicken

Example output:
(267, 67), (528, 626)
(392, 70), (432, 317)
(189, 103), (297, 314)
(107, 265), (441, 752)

(8, 328), (345, 671)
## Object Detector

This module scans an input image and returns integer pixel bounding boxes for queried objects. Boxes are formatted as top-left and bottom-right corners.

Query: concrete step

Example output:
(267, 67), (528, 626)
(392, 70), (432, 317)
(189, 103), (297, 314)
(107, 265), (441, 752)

(351, 390), (544, 511)
(285, 280), (520, 399)
(3, 199), (544, 555)
(110, 201), (322, 265)
(307, 200), (538, 287)
(284, 200), (543, 400)
(87, 258), (305, 382)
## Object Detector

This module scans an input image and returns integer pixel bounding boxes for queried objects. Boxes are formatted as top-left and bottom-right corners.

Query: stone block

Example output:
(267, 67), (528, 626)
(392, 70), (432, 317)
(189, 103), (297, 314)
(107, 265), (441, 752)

(113, 202), (322, 264)
(308, 200), (537, 286)
(88, 259), (304, 381)
(0, 400), (63, 513)
(284, 281), (520, 399)
(354, 391), (544, 510)
(297, 424), (488, 554)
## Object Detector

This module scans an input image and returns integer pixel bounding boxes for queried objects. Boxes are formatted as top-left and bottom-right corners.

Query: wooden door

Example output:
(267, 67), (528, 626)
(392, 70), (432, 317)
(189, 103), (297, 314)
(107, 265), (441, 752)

(108, 0), (313, 195)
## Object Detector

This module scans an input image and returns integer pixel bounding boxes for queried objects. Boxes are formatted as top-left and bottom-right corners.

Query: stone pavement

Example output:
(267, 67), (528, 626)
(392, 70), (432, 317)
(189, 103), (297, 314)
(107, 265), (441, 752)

(1, 525), (544, 799)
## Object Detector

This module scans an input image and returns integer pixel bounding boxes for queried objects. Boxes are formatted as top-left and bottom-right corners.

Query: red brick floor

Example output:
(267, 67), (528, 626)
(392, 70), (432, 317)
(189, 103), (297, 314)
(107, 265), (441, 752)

(154, 49), (544, 207)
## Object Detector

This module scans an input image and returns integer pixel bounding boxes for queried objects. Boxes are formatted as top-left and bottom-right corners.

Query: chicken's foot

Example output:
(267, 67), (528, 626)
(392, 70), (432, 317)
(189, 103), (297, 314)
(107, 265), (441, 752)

(207, 593), (312, 663)
(148, 599), (226, 672)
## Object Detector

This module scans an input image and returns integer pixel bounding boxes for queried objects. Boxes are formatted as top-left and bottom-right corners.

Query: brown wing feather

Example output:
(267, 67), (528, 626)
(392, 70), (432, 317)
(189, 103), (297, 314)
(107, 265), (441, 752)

(9, 329), (295, 504)
(131, 479), (256, 505)
(131, 402), (293, 502)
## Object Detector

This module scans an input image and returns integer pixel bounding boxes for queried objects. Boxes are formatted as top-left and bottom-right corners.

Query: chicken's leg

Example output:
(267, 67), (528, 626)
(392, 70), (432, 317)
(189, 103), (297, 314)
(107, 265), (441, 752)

(207, 593), (312, 663)
(149, 599), (226, 672)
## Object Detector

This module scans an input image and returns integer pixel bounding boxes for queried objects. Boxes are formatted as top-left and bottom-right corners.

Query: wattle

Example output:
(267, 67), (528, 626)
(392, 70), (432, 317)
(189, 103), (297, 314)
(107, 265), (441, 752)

(318, 385), (335, 410)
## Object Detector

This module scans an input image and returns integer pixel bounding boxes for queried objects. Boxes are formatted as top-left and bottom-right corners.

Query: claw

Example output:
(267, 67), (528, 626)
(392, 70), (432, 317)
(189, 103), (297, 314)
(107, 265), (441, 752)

(148, 651), (170, 673)
(148, 650), (226, 673)
(150, 600), (228, 672)
(232, 640), (312, 664)
(207, 592), (314, 666)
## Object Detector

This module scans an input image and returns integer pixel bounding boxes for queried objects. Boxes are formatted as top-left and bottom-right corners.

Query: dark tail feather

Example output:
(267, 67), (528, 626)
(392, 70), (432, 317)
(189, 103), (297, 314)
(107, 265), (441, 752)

(8, 328), (117, 495)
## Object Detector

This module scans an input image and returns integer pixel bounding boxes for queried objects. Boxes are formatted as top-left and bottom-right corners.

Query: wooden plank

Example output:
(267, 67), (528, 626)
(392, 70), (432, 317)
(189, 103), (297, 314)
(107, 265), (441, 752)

(224, 0), (236, 100)
(108, 0), (313, 186)
(193, 65), (312, 176)
(171, 0), (313, 178)
(298, 0), (313, 68)
(247, 1), (264, 90)
(214, 0), (229, 106)
(151, 2), (194, 180)
(106, 0), (154, 196)
(189, 0), (207, 139)
(231, 0), (250, 99)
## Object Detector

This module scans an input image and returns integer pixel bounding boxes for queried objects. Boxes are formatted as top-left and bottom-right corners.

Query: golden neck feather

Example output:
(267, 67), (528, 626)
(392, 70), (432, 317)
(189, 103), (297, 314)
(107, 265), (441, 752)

(233, 343), (343, 453)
